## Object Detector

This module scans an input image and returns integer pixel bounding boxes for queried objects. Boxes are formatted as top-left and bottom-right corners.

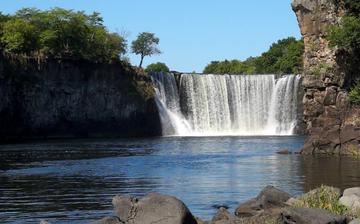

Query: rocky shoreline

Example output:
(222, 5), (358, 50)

(92, 185), (360, 224)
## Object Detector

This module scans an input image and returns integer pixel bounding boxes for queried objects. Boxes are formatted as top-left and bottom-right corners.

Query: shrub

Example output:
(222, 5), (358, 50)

(310, 63), (332, 76)
(145, 62), (169, 73)
(349, 81), (360, 104)
(327, 16), (360, 51)
(293, 185), (347, 215)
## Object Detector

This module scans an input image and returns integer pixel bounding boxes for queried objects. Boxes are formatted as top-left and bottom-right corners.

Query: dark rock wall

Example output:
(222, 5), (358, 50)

(0, 53), (162, 141)
(292, 0), (360, 154)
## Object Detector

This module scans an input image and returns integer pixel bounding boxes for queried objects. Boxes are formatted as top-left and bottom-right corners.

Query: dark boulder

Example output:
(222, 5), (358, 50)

(235, 186), (291, 218)
(281, 207), (347, 224)
(112, 193), (197, 224)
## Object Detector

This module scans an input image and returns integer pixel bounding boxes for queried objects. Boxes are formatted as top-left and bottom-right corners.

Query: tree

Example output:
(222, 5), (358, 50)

(202, 37), (304, 74)
(145, 62), (169, 73)
(131, 32), (161, 68)
(0, 7), (127, 63)
(1, 18), (38, 54)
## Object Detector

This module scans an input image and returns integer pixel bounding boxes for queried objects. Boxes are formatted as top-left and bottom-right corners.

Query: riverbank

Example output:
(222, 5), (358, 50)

(95, 185), (360, 224)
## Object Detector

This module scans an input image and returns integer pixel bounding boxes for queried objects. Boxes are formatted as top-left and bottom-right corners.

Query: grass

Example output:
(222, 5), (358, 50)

(292, 185), (360, 219)
(293, 185), (348, 215)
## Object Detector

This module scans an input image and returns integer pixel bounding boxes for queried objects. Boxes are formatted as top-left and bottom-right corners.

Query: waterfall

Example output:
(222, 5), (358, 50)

(151, 72), (301, 136)
(150, 72), (191, 136)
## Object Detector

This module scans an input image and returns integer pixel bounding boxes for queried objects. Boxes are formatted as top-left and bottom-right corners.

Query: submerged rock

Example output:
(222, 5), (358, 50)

(281, 207), (347, 224)
(276, 149), (292, 155)
(95, 216), (124, 224)
(112, 193), (197, 224)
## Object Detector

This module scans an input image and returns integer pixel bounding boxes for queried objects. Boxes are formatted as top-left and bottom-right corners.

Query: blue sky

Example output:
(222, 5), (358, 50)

(0, 0), (301, 72)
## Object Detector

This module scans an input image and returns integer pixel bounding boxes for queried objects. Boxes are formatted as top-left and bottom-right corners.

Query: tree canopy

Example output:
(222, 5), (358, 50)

(131, 32), (161, 68)
(0, 8), (127, 63)
(203, 37), (304, 75)
(145, 62), (170, 73)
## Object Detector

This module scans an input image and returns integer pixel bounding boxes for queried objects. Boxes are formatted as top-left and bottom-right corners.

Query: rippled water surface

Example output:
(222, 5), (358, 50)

(1, 136), (360, 223)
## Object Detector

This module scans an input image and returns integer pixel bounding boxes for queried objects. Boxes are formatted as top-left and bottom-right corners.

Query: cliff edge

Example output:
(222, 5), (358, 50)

(292, 0), (360, 154)
(0, 53), (162, 141)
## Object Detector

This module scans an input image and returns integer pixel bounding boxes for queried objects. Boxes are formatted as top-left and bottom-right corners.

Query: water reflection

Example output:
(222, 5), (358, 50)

(1, 137), (360, 223)
(299, 155), (360, 192)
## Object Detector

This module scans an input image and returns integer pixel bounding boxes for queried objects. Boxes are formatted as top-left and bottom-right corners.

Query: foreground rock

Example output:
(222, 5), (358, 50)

(96, 186), (360, 224)
(235, 185), (291, 218)
(340, 187), (360, 212)
(112, 193), (197, 224)
(281, 207), (347, 224)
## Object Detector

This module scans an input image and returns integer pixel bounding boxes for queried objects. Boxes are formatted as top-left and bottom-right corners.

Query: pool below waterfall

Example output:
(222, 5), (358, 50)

(2, 136), (360, 223)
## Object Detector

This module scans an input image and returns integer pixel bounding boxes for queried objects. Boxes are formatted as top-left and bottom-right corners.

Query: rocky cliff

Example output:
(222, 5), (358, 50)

(292, 0), (360, 154)
(0, 53), (162, 141)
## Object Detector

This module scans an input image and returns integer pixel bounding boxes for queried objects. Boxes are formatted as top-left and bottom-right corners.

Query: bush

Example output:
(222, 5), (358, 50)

(327, 16), (360, 51)
(293, 185), (347, 215)
(145, 62), (169, 73)
(349, 81), (360, 104)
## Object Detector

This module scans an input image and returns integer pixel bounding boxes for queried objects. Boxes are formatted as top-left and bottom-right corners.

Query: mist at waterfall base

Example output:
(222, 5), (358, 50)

(151, 72), (301, 136)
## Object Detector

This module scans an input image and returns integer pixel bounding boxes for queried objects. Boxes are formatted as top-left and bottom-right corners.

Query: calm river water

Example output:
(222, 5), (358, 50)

(1, 136), (360, 223)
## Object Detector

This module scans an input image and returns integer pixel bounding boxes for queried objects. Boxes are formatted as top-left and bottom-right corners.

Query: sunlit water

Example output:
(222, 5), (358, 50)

(1, 136), (360, 223)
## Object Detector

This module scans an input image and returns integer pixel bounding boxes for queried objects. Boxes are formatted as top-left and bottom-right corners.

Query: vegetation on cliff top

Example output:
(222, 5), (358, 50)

(0, 8), (160, 101)
(145, 62), (169, 73)
(203, 37), (304, 75)
(0, 8), (127, 63)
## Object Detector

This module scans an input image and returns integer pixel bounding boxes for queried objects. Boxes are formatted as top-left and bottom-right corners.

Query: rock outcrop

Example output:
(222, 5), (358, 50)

(111, 193), (198, 224)
(0, 53), (162, 141)
(96, 186), (360, 224)
(235, 185), (291, 218)
(292, 0), (360, 154)
(281, 207), (347, 224)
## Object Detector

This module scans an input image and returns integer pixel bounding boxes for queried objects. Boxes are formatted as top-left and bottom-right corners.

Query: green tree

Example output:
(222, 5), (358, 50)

(203, 37), (304, 74)
(327, 16), (360, 51)
(255, 37), (304, 74)
(0, 7), (127, 63)
(145, 62), (170, 73)
(1, 18), (38, 54)
(131, 32), (161, 68)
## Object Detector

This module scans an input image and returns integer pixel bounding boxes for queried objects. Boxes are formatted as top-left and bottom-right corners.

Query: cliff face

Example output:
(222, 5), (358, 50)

(292, 0), (360, 154)
(0, 53), (162, 141)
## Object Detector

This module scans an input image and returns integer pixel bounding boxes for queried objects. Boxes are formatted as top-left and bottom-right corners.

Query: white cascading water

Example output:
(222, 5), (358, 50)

(150, 72), (192, 135)
(151, 72), (301, 136)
